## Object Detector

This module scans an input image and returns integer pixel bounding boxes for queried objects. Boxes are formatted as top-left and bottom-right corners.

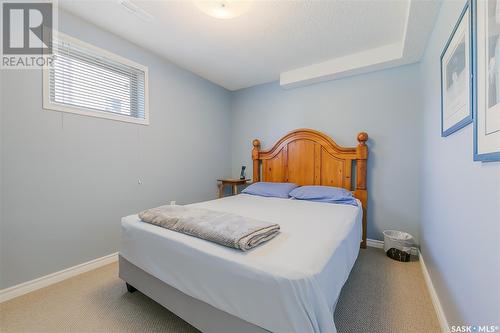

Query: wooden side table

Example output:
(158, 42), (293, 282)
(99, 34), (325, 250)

(217, 179), (251, 198)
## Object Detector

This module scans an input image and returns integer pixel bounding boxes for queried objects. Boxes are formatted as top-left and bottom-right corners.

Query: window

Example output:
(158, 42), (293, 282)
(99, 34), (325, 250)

(43, 33), (149, 125)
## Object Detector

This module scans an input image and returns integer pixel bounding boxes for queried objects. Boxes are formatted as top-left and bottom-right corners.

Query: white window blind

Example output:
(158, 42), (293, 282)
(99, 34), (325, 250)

(43, 34), (148, 125)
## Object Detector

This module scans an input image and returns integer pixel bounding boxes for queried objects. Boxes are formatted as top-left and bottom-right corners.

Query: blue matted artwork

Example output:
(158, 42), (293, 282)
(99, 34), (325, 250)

(440, 2), (473, 137)
(471, 0), (500, 162)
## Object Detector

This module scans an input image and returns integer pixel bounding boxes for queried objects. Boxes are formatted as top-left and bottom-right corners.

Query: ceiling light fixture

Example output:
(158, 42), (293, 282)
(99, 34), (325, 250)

(194, 1), (251, 19)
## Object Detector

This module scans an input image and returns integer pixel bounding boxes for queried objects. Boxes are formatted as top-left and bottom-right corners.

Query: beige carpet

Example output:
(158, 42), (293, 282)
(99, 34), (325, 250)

(0, 248), (440, 333)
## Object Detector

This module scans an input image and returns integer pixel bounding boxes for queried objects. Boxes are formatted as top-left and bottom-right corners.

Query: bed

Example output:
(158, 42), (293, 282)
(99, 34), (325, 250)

(119, 129), (369, 333)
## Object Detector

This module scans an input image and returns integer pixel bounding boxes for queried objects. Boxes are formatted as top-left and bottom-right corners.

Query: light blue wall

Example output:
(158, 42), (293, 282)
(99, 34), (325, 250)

(2, 6), (498, 328)
(0, 10), (232, 289)
(420, 0), (500, 326)
(0, 70), (4, 289)
(230, 64), (423, 242)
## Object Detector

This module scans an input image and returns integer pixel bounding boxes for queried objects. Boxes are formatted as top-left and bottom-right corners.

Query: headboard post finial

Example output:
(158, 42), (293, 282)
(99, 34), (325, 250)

(252, 139), (261, 149)
(357, 132), (368, 146)
(252, 139), (261, 182)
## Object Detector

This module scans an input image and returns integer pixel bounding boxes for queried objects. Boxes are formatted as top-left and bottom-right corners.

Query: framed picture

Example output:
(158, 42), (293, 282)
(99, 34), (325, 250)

(472, 0), (500, 161)
(441, 2), (473, 137)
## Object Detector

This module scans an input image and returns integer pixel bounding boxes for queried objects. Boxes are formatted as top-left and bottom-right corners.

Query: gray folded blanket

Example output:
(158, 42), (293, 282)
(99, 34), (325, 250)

(138, 205), (280, 251)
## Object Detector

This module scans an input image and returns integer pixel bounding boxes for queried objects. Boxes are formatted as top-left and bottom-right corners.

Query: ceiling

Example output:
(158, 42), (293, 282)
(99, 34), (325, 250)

(59, 0), (441, 91)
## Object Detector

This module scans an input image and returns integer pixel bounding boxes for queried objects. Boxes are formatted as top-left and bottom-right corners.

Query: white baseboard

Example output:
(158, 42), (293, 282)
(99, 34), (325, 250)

(0, 252), (118, 303)
(419, 251), (450, 333)
(366, 238), (384, 248)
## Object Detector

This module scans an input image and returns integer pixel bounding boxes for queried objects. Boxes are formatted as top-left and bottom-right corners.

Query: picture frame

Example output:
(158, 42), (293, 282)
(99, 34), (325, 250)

(440, 2), (473, 137)
(472, 0), (500, 161)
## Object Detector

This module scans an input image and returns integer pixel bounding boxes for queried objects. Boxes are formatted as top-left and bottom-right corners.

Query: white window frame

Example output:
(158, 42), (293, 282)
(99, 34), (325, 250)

(43, 32), (149, 125)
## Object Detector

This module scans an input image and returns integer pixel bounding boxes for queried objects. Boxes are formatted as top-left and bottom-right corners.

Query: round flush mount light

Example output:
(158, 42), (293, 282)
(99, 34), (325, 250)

(194, 1), (251, 19)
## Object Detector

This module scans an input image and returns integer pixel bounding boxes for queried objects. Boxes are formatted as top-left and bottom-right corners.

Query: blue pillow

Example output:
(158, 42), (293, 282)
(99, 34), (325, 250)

(289, 186), (358, 206)
(242, 182), (298, 198)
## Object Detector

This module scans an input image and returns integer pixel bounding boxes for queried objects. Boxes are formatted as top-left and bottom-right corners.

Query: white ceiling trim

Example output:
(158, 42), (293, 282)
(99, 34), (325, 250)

(280, 42), (403, 88)
(280, 0), (441, 89)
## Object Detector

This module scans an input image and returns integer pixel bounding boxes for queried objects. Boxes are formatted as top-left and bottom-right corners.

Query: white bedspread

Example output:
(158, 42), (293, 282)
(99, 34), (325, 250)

(120, 194), (362, 333)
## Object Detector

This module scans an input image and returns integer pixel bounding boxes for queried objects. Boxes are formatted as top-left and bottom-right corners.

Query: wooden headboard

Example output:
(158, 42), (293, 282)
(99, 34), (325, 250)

(251, 128), (368, 248)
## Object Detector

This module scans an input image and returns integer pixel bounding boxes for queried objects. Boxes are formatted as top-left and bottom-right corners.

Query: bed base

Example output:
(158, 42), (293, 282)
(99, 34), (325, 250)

(125, 282), (137, 293)
(119, 256), (269, 333)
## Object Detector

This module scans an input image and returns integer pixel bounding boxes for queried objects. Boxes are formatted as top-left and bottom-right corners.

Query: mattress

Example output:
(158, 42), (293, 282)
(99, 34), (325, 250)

(120, 194), (362, 333)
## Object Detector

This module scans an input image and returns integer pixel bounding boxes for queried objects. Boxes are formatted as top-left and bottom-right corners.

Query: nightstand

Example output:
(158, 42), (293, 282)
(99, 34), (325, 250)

(217, 179), (251, 198)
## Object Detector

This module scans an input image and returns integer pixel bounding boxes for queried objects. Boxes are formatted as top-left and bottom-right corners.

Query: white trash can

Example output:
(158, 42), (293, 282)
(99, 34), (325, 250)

(383, 230), (415, 262)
